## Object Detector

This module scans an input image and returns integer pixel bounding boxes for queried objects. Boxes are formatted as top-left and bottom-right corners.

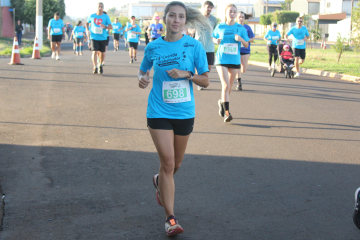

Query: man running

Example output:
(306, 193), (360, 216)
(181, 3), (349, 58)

(192, 1), (217, 90)
(125, 16), (141, 63)
(285, 17), (309, 78)
(47, 12), (64, 60)
(86, 2), (112, 74)
(112, 18), (122, 52)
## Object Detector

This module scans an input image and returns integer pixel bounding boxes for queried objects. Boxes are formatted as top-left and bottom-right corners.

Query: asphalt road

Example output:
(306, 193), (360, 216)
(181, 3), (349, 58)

(0, 39), (360, 240)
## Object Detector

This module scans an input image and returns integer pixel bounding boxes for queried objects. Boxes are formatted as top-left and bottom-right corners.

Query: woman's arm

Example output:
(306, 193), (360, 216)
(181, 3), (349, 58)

(213, 38), (221, 44)
(235, 35), (249, 48)
(138, 69), (150, 89)
(166, 69), (209, 88)
(249, 37), (255, 43)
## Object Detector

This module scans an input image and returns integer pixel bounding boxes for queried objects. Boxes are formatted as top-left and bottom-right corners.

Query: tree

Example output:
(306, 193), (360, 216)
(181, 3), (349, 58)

(352, 2), (360, 52)
(332, 33), (351, 62)
(106, 7), (117, 17)
(303, 14), (323, 49)
(23, 0), (36, 27)
(281, 0), (293, 10)
(10, 0), (25, 21)
(57, 0), (66, 19)
(273, 11), (299, 37)
(260, 13), (272, 26)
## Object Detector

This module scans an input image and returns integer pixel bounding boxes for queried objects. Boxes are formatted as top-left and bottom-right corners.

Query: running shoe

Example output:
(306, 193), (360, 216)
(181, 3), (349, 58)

(353, 187), (360, 230)
(218, 99), (224, 117)
(165, 215), (184, 237)
(153, 174), (163, 206)
(197, 86), (204, 90)
(80, 52), (83, 56)
(295, 72), (300, 78)
(125, 48), (128, 51)
(93, 67), (97, 74)
(236, 79), (242, 91)
(114, 49), (116, 52)
(98, 65), (103, 74)
(56, 55), (60, 60)
(117, 46), (119, 50)
(51, 52), (55, 59)
(268, 66), (272, 70)
(134, 57), (137, 61)
(224, 112), (233, 123)
(130, 58), (133, 64)
(76, 52), (79, 56)
(102, 62), (105, 66)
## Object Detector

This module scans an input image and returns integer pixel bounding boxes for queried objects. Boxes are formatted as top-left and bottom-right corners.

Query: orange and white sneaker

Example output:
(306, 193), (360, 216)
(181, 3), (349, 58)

(153, 174), (163, 206)
(165, 215), (183, 237)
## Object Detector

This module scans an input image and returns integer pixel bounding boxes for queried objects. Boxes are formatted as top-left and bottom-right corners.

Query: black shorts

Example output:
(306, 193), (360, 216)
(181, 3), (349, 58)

(240, 52), (250, 56)
(215, 64), (241, 69)
(294, 48), (306, 60)
(147, 118), (194, 136)
(90, 39), (107, 52)
(51, 35), (62, 43)
(206, 52), (215, 65)
(129, 42), (138, 50)
(267, 44), (278, 55)
(113, 33), (120, 40)
(106, 36), (109, 46)
(75, 37), (83, 44)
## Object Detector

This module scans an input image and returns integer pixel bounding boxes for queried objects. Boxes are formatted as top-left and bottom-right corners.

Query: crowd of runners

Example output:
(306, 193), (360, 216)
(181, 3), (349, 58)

(45, 1), (360, 237)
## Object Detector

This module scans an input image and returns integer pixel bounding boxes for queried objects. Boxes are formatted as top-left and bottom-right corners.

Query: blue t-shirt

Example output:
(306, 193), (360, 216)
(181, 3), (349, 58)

(126, 24), (141, 43)
(112, 22), (122, 34)
(149, 23), (163, 39)
(240, 24), (255, 54)
(140, 35), (209, 119)
(87, 13), (111, 41)
(48, 19), (64, 36)
(264, 29), (281, 45)
(73, 26), (86, 38)
(212, 23), (250, 65)
(287, 26), (309, 49)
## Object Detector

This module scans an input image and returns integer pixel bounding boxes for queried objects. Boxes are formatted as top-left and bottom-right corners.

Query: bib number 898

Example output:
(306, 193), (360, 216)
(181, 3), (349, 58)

(164, 88), (186, 100)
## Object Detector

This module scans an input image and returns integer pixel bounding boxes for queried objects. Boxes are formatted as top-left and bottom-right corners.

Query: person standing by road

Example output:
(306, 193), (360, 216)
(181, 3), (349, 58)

(47, 12), (64, 60)
(285, 17), (309, 78)
(71, 21), (86, 56)
(191, 0), (217, 91)
(147, 16), (164, 42)
(138, 1), (211, 236)
(264, 22), (281, 70)
(112, 18), (122, 52)
(15, 20), (23, 47)
(86, 2), (112, 74)
(125, 16), (141, 63)
(213, 4), (249, 122)
(236, 12), (254, 91)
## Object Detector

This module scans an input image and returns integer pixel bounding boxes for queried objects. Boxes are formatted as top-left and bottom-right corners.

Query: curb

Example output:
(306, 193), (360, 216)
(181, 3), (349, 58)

(248, 60), (360, 83)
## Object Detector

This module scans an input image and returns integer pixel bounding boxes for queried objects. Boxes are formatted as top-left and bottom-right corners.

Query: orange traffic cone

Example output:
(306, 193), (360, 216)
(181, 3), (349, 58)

(323, 42), (327, 49)
(8, 37), (24, 65)
(31, 37), (41, 59)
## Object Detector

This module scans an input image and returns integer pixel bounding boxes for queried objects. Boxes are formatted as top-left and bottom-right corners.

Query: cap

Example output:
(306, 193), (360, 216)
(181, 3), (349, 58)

(155, 16), (161, 20)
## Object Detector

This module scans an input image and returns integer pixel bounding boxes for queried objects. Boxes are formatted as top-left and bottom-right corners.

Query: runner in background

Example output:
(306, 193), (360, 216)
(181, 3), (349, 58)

(112, 18), (122, 52)
(285, 17), (309, 78)
(124, 22), (129, 51)
(144, 22), (150, 45)
(147, 16), (164, 42)
(213, 4), (249, 122)
(191, 0), (217, 90)
(102, 12), (109, 66)
(138, 1), (211, 236)
(47, 12), (64, 60)
(125, 16), (141, 63)
(264, 22), (281, 70)
(86, 2), (112, 74)
(15, 20), (23, 47)
(71, 21), (86, 56)
(236, 11), (254, 90)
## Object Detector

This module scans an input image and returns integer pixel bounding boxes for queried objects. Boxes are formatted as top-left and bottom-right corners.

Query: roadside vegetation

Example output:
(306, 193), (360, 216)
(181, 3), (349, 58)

(0, 38), (51, 57)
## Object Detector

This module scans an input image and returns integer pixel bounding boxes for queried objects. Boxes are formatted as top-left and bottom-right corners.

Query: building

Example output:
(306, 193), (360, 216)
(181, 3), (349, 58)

(291, 0), (321, 15)
(0, 0), (14, 38)
(254, 0), (284, 18)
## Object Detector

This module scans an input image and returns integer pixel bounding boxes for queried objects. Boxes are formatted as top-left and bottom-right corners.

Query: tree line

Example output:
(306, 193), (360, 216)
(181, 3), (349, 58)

(10, 0), (66, 27)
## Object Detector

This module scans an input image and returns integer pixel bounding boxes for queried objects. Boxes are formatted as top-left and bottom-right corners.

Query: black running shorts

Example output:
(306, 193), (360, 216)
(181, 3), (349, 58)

(75, 37), (83, 44)
(51, 35), (62, 43)
(147, 118), (195, 136)
(215, 64), (241, 69)
(106, 36), (109, 46)
(294, 48), (306, 60)
(113, 33), (120, 40)
(129, 42), (138, 50)
(91, 39), (107, 52)
(206, 52), (215, 66)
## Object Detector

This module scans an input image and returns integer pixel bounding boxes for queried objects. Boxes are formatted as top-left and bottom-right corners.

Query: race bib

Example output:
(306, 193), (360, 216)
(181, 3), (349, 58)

(297, 39), (304, 45)
(94, 27), (103, 34)
(162, 80), (191, 103)
(272, 36), (279, 40)
(77, 32), (83, 36)
(130, 33), (137, 38)
(113, 26), (118, 30)
(223, 43), (238, 55)
(53, 28), (61, 33)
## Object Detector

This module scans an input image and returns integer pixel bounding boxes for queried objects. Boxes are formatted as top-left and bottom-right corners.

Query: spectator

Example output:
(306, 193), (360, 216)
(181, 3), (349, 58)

(15, 20), (23, 46)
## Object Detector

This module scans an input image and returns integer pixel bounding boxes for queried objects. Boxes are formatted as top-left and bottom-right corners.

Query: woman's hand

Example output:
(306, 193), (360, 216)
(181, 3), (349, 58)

(235, 34), (243, 42)
(138, 70), (150, 89)
(166, 69), (190, 79)
(216, 38), (222, 44)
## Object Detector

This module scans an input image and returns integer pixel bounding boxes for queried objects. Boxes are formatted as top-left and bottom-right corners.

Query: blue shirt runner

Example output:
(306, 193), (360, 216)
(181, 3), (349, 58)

(87, 13), (111, 41)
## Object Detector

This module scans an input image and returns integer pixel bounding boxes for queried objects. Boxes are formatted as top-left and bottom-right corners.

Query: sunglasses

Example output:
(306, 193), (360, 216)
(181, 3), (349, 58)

(297, 21), (303, 23)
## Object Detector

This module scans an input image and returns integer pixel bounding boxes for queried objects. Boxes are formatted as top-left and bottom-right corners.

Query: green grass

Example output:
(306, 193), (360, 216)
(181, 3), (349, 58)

(0, 42), (51, 57)
(215, 44), (360, 77)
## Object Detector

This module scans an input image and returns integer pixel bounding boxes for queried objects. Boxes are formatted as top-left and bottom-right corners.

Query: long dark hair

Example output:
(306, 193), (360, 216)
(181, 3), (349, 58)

(77, 21), (82, 26)
(239, 11), (253, 20)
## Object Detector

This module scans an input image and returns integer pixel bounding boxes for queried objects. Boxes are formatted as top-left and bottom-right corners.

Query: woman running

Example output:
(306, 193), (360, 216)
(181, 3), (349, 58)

(236, 12), (254, 90)
(213, 4), (249, 122)
(138, 1), (211, 237)
(264, 22), (281, 70)
(71, 21), (86, 56)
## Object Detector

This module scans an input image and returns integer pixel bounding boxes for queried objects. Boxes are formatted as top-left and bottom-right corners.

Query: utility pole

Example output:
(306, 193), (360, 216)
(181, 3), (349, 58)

(350, 0), (354, 42)
(266, 0), (268, 14)
(36, 0), (43, 49)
